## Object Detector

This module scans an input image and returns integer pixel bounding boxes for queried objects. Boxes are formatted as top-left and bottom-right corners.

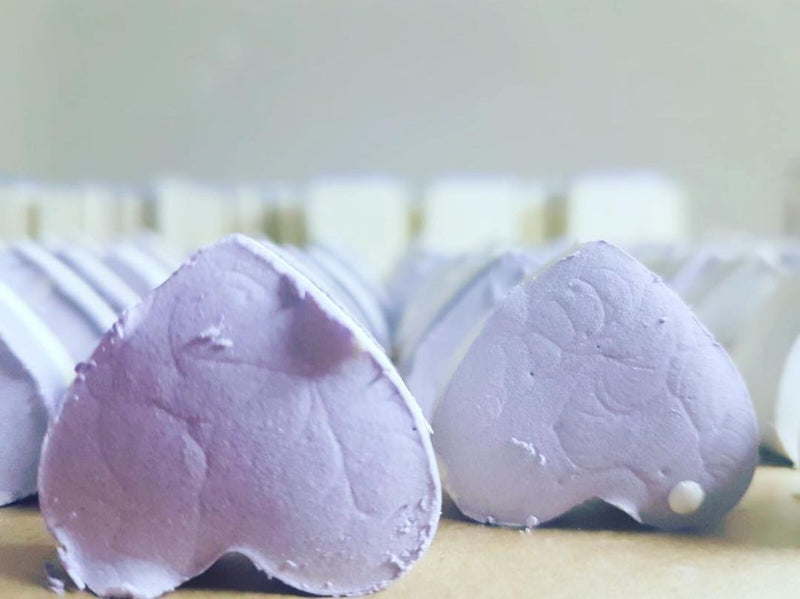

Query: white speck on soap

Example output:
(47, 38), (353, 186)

(512, 437), (547, 466)
(668, 480), (705, 515)
(196, 324), (233, 349)
(510, 437), (538, 457)
(396, 518), (413, 535)
(386, 553), (408, 573)
(197, 324), (220, 338)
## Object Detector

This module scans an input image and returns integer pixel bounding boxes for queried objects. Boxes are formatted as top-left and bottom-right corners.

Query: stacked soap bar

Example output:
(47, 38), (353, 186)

(393, 239), (758, 530)
(629, 237), (800, 464)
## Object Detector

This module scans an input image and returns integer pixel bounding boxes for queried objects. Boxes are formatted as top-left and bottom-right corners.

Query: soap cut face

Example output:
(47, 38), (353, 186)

(38, 235), (440, 598)
(433, 241), (758, 530)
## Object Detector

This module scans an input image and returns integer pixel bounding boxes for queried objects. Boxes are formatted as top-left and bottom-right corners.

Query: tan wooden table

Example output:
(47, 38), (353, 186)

(2, 466), (800, 598)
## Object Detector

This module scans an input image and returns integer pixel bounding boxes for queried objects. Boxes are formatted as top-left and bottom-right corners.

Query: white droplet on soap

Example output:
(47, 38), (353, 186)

(668, 480), (705, 515)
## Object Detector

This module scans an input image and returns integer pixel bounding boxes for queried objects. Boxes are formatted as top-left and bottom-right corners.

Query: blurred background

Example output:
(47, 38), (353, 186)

(2, 1), (800, 276)
(3, 1), (800, 467)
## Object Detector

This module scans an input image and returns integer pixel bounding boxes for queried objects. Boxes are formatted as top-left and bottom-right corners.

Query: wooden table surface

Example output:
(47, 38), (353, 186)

(2, 466), (800, 599)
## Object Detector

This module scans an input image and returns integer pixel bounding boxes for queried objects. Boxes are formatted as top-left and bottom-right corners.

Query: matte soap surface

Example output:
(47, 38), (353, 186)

(39, 235), (440, 598)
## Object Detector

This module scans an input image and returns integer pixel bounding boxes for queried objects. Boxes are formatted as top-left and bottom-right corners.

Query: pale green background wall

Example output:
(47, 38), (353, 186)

(1, 1), (799, 234)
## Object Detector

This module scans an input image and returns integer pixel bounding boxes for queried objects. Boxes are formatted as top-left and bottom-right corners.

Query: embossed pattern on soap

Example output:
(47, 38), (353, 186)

(433, 241), (758, 530)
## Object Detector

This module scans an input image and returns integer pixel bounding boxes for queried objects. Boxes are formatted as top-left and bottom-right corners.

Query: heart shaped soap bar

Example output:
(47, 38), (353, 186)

(433, 241), (758, 529)
(39, 235), (440, 598)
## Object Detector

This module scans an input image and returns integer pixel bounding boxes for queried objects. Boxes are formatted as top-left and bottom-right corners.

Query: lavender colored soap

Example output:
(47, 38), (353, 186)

(0, 243), (117, 361)
(433, 241), (758, 530)
(39, 235), (440, 598)
(53, 245), (141, 313)
(401, 249), (542, 420)
(0, 280), (74, 505)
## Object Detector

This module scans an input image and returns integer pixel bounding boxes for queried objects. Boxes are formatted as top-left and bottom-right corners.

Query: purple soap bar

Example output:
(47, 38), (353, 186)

(401, 250), (542, 420)
(433, 241), (758, 529)
(0, 343), (49, 505)
(52, 245), (141, 313)
(0, 279), (74, 505)
(0, 243), (117, 361)
(39, 235), (440, 598)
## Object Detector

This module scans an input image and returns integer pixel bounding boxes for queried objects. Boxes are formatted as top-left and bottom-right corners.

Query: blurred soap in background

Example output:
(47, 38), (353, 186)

(1, 0), (800, 279)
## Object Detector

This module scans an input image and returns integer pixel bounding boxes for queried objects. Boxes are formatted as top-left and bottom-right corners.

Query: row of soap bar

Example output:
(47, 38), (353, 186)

(0, 234), (183, 506)
(4, 233), (785, 508)
(0, 235), (391, 508)
(392, 236), (800, 468)
(1, 172), (689, 277)
(32, 234), (756, 599)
